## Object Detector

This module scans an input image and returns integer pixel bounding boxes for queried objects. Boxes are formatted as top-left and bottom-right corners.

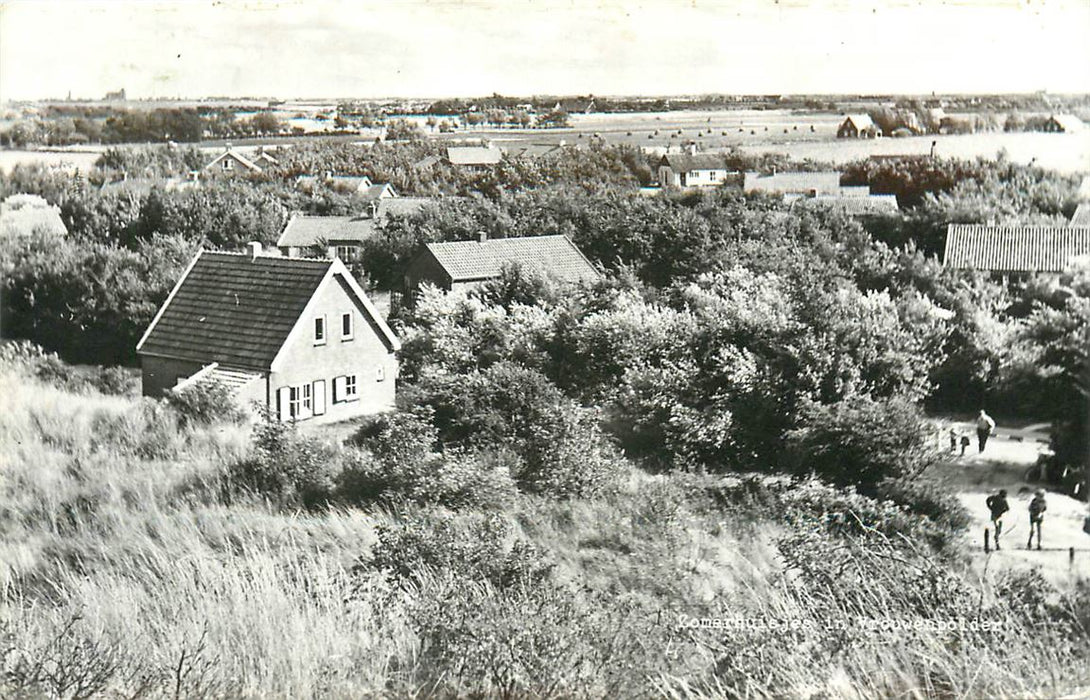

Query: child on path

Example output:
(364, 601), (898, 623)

(986, 489), (1010, 549)
(1027, 490), (1047, 550)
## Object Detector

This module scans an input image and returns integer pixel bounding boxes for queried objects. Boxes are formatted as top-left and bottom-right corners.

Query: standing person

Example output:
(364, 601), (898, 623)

(976, 410), (996, 453)
(960, 433), (971, 456)
(986, 489), (1010, 549)
(949, 428), (959, 453)
(1027, 490), (1047, 550)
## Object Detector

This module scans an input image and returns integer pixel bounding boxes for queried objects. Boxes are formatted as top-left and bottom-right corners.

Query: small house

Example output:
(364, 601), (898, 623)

(276, 198), (433, 259)
(1069, 203), (1090, 227)
(252, 147), (279, 168)
(137, 246), (400, 422)
(404, 234), (600, 297)
(1043, 114), (1085, 133)
(204, 144), (262, 175)
(658, 149), (736, 188)
(837, 114), (878, 139)
(944, 224), (1090, 276)
(296, 173), (374, 195)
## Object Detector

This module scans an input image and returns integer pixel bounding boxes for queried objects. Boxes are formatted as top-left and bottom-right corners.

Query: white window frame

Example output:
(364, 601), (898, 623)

(223, 158), (233, 171)
(288, 386), (301, 419)
(341, 312), (354, 341)
(314, 315), (327, 345)
(335, 245), (356, 261)
(344, 374), (358, 400)
(302, 383), (312, 414)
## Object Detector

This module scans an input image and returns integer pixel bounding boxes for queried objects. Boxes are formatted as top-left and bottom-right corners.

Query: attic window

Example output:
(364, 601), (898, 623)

(223, 158), (233, 170)
(314, 316), (326, 345)
(341, 312), (353, 340)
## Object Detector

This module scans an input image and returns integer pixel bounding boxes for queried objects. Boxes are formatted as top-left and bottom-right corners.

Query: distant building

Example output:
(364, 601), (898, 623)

(276, 197), (432, 259)
(296, 172), (374, 195)
(104, 88), (126, 101)
(1070, 203), (1090, 227)
(658, 149), (736, 188)
(404, 234), (600, 297)
(837, 114), (878, 139)
(1043, 114), (1085, 133)
(743, 171), (843, 196)
(445, 145), (504, 169)
(137, 246), (400, 423)
(944, 224), (1090, 276)
(0, 194), (67, 238)
(252, 147), (279, 168)
(203, 144), (262, 175)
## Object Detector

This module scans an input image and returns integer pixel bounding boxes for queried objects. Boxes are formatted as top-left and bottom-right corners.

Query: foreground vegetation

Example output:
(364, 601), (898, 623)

(2, 362), (1088, 698)
(2, 139), (1088, 695)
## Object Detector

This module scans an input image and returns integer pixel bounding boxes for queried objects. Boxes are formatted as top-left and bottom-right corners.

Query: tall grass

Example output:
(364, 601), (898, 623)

(2, 368), (1088, 697)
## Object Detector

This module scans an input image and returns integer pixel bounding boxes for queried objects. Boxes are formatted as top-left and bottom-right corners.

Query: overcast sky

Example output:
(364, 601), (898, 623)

(2, 0), (1088, 101)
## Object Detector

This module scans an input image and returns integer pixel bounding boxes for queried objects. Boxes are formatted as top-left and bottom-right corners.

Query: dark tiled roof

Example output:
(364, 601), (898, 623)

(1070, 203), (1090, 227)
(277, 215), (379, 248)
(426, 235), (600, 283)
(660, 153), (731, 172)
(944, 225), (1090, 273)
(139, 252), (332, 369)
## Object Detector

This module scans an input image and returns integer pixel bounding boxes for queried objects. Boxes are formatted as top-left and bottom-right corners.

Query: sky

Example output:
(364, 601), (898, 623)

(1, 0), (1089, 101)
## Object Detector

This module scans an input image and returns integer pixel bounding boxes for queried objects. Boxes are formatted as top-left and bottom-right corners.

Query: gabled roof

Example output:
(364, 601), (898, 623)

(447, 146), (503, 166)
(413, 155), (441, 169)
(296, 174), (373, 193)
(277, 214), (379, 248)
(424, 235), (600, 283)
(360, 183), (398, 201)
(0, 194), (67, 237)
(1047, 114), (1084, 132)
(1071, 203), (1090, 227)
(660, 153), (731, 172)
(787, 194), (900, 215)
(944, 225), (1090, 273)
(841, 114), (876, 130)
(253, 150), (279, 165)
(137, 251), (399, 369)
(204, 150), (262, 173)
(744, 171), (842, 195)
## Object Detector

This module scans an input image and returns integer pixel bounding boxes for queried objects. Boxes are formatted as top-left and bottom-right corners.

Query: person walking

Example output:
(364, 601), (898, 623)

(976, 410), (996, 453)
(986, 489), (1010, 549)
(1027, 490), (1047, 550)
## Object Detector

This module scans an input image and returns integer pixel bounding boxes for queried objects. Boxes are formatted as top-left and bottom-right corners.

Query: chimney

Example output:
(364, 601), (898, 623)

(478, 231), (488, 244)
(248, 242), (262, 260)
(225, 142), (232, 152)
(687, 143), (698, 156)
(930, 140), (937, 158)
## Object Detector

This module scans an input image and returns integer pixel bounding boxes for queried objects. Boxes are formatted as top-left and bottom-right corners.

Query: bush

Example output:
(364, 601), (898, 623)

(787, 393), (938, 490)
(407, 363), (626, 498)
(342, 410), (518, 509)
(875, 475), (972, 532)
(164, 381), (247, 426)
(226, 418), (336, 508)
(366, 511), (554, 590)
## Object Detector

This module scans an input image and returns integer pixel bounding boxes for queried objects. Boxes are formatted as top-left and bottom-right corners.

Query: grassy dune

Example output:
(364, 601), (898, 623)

(2, 368), (1088, 698)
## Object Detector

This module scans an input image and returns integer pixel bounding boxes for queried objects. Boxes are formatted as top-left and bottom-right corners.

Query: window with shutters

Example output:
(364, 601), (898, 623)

(314, 316), (326, 345)
(289, 386), (301, 418)
(341, 312), (353, 341)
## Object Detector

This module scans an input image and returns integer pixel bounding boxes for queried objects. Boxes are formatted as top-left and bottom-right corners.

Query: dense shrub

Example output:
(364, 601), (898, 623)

(406, 363), (626, 498)
(787, 393), (939, 490)
(341, 410), (518, 509)
(226, 418), (336, 507)
(164, 381), (247, 427)
(875, 475), (972, 532)
(366, 511), (554, 589)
